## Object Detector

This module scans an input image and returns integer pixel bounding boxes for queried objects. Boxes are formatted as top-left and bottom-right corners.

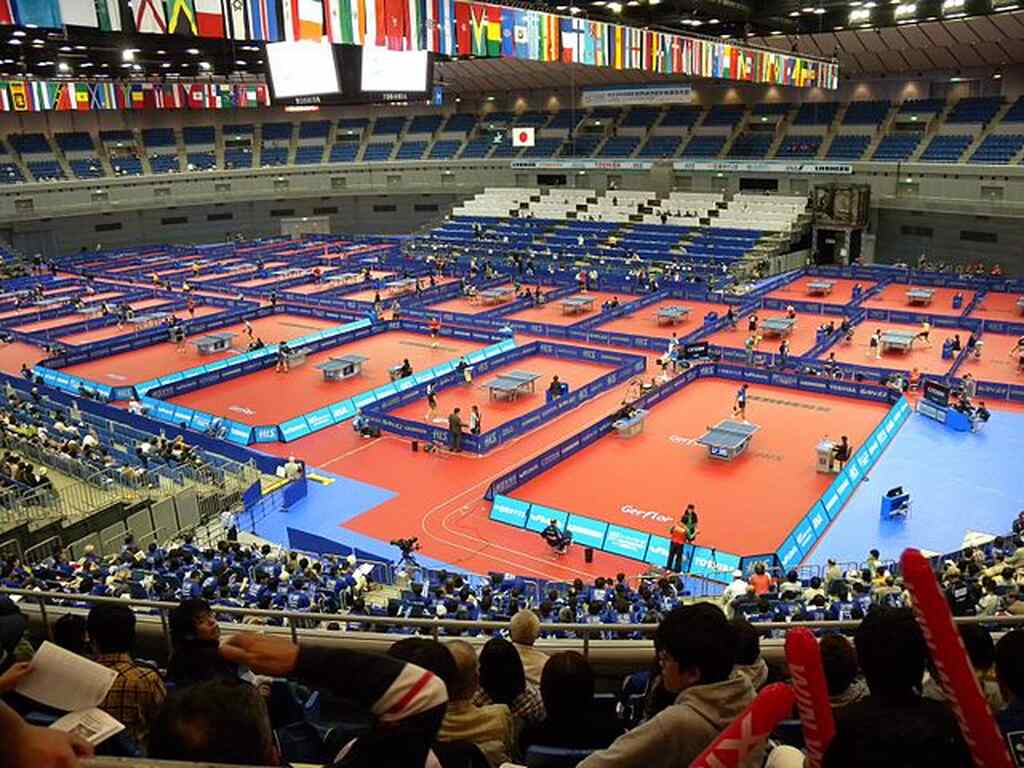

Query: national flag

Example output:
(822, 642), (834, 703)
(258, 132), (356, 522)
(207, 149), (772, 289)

(131, 0), (166, 32)
(544, 13), (559, 61)
(94, 0), (122, 30)
(383, 0), (407, 50)
(29, 81), (49, 110)
(59, 0), (98, 26)
(224, 0), (249, 39)
(88, 82), (106, 109)
(0, 0), (13, 25)
(435, 0), (453, 55)
(499, 8), (513, 57)
(0, 84), (8, 112)
(484, 4), (500, 57)
(468, 3), (486, 56)
(54, 82), (71, 110)
(323, 0), (348, 43)
(560, 17), (582, 64)
(195, 0), (225, 36)
(249, 0), (281, 40)
(186, 83), (205, 108)
(15, 0), (62, 27)
(46, 81), (61, 108)
(8, 80), (28, 111)
(454, 1), (470, 55)
(167, 0), (197, 35)
(512, 10), (527, 58)
(129, 83), (145, 108)
(511, 126), (534, 147)
(283, 0), (322, 41)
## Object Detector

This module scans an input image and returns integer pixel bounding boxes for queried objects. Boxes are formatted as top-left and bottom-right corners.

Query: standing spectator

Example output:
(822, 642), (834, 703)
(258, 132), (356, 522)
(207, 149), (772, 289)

(748, 563), (772, 596)
(579, 604), (760, 768)
(469, 404), (482, 436)
(220, 508), (238, 543)
(87, 604), (166, 745)
(520, 651), (623, 754)
(448, 407), (464, 453)
(438, 640), (515, 767)
(509, 609), (548, 687)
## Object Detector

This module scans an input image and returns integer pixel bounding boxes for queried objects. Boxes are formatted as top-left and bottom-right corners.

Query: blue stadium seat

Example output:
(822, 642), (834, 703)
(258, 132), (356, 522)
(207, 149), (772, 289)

(620, 107), (661, 127)
(872, 133), (921, 161)
(428, 140), (463, 159)
(919, 134), (972, 162)
(968, 134), (1024, 164)
(260, 147), (289, 166)
(297, 121), (330, 139)
(294, 146), (325, 165)
(223, 148), (253, 169)
(752, 102), (791, 115)
(793, 102), (839, 126)
(546, 111), (580, 130)
(560, 135), (601, 157)
(1003, 97), (1024, 123)
(110, 156), (143, 176)
(55, 132), (94, 152)
(660, 106), (703, 127)
(521, 138), (563, 158)
(407, 115), (444, 134)
(363, 142), (394, 161)
(262, 122), (293, 140)
(728, 133), (772, 159)
(460, 138), (494, 159)
(776, 134), (822, 159)
(704, 104), (746, 127)
(142, 128), (176, 148)
(373, 117), (406, 135)
(9, 133), (52, 154)
(680, 135), (726, 157)
(186, 152), (216, 171)
(148, 153), (180, 173)
(637, 135), (681, 158)
(899, 98), (945, 114)
(395, 141), (427, 160)
(842, 101), (890, 126)
(946, 97), (1002, 124)
(826, 135), (871, 160)
(183, 126), (215, 145)
(440, 114), (477, 133)
(27, 160), (64, 181)
(69, 158), (104, 178)
(223, 123), (254, 135)
(599, 137), (640, 157)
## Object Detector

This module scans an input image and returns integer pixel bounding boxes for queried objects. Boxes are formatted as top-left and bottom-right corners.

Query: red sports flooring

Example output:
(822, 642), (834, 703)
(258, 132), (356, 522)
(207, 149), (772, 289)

(344, 277), (459, 303)
(388, 355), (615, 431)
(56, 306), (224, 345)
(60, 313), (341, 385)
(595, 298), (733, 339)
(828, 321), (956, 376)
(169, 330), (485, 425)
(508, 379), (885, 556)
(0, 342), (46, 375)
(286, 271), (394, 296)
(765, 276), (876, 306)
(425, 283), (555, 316)
(959, 333), (1024, 385)
(704, 310), (823, 357)
(861, 284), (976, 317)
(968, 292), (1024, 322)
(503, 291), (624, 326)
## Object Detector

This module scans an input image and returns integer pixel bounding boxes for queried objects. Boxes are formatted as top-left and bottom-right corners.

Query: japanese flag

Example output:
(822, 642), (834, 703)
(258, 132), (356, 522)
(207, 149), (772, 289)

(512, 126), (535, 147)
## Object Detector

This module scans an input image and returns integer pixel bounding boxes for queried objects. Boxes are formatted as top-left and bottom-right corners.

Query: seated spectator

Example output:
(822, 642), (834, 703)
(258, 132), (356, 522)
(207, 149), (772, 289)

(520, 651), (623, 754)
(579, 604), (760, 768)
(778, 570), (803, 600)
(166, 599), (246, 688)
(923, 624), (1003, 711)
(732, 618), (768, 691)
(438, 640), (515, 767)
(509, 609), (548, 688)
(282, 456), (302, 480)
(748, 562), (772, 596)
(995, 629), (1024, 760)
(150, 634), (447, 767)
(824, 607), (970, 767)
(88, 603), (166, 744)
(473, 637), (545, 726)
(819, 634), (868, 710)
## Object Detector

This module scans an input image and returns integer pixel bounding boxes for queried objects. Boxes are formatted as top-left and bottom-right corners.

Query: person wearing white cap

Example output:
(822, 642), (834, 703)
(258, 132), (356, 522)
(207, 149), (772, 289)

(721, 569), (749, 607)
(510, 609), (549, 688)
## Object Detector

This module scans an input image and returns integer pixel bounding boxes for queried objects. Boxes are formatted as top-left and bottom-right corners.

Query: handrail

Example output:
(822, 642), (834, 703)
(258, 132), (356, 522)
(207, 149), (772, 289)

(6, 588), (1024, 641)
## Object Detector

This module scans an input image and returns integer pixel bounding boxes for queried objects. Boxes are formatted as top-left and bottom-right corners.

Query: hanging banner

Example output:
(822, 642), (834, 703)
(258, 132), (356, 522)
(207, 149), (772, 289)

(582, 84), (693, 107)
(673, 160), (854, 175)
(511, 159), (654, 171)
(0, 79), (271, 113)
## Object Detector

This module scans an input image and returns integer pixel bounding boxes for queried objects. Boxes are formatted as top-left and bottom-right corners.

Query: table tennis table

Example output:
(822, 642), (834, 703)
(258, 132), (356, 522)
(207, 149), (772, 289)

(385, 278), (418, 297)
(280, 348), (308, 368)
(561, 296), (595, 316)
(479, 286), (515, 306)
(697, 420), (760, 461)
(192, 332), (237, 354)
(483, 370), (541, 402)
(33, 297), (66, 308)
(656, 306), (691, 326)
(325, 273), (362, 285)
(271, 268), (306, 278)
(807, 280), (836, 296)
(906, 288), (935, 306)
(315, 354), (369, 381)
(129, 312), (170, 330)
(760, 317), (797, 338)
(879, 329), (917, 354)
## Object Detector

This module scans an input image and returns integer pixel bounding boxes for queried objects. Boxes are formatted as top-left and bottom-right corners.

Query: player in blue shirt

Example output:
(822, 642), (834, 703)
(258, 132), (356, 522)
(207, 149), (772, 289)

(733, 383), (749, 421)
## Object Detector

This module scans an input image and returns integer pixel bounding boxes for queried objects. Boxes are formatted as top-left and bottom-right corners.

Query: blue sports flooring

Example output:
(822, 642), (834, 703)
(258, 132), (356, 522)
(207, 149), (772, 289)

(810, 407), (1024, 566)
(252, 468), (463, 571)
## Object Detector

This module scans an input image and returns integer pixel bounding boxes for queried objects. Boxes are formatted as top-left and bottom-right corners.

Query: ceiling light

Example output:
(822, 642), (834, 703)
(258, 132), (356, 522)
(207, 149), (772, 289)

(7, 38), (21, 45)
(57, 61), (69, 72)
(58, 45), (71, 52)
(11, 29), (24, 37)
(132, 63), (141, 71)
(894, 3), (917, 19)
(157, 49), (166, 54)
(941, 0), (965, 10)
(120, 62), (131, 68)
(74, 44), (86, 50)
(161, 62), (171, 68)
(771, 29), (783, 34)
(707, 17), (719, 22)
(32, 38), (43, 44)
(849, 7), (871, 22)
(994, 72), (1003, 79)
(37, 60), (53, 66)
(626, 1), (639, 6)
(606, 2), (622, 12)
(80, 62), (93, 68)
(186, 47), (200, 55)
(234, 59), (247, 65)
(814, 7), (826, 13)
(648, 0), (661, 5)
(199, 61), (211, 70)
(122, 48), (134, 61)
(789, 10), (800, 15)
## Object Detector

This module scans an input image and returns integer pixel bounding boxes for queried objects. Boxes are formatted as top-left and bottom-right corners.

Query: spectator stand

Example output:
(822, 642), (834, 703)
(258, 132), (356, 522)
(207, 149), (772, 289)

(363, 341), (645, 454)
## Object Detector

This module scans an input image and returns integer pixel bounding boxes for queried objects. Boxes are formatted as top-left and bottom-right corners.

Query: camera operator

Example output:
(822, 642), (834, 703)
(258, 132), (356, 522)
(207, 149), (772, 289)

(391, 537), (421, 567)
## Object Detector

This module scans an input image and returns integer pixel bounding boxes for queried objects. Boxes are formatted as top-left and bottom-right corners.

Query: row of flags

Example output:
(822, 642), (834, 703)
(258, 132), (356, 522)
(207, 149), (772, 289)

(0, 79), (271, 112)
(0, 0), (838, 90)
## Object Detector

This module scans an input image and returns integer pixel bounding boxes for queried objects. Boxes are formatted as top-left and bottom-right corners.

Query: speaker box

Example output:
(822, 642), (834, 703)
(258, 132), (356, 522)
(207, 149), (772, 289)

(584, 547), (594, 564)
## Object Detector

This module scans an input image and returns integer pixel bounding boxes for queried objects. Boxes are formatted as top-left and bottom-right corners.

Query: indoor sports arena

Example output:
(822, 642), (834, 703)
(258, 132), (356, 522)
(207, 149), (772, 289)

(0, 2), (1023, 767)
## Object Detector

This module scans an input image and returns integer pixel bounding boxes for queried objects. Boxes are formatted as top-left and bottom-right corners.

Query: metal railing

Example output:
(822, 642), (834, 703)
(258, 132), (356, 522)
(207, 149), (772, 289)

(6, 588), (1024, 667)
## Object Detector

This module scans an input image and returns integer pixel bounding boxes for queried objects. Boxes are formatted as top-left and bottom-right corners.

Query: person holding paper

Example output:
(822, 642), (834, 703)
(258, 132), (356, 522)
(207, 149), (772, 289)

(0, 699), (94, 768)
(88, 604), (166, 745)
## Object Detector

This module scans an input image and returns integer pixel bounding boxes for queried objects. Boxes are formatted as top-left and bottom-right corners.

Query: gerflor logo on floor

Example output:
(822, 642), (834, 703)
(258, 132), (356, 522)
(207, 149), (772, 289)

(622, 505), (671, 523)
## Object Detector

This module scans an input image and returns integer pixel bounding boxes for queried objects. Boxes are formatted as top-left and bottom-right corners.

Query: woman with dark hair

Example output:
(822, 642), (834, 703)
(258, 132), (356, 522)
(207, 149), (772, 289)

(819, 633), (868, 710)
(472, 637), (546, 725)
(520, 651), (624, 754)
(166, 598), (248, 688)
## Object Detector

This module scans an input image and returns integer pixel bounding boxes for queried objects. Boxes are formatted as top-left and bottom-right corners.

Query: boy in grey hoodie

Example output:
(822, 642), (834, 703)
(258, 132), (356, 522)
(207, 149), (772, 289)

(579, 603), (761, 768)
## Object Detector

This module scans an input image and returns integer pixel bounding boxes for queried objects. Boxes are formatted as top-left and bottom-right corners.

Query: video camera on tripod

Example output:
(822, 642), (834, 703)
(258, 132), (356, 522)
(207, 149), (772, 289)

(391, 537), (421, 563)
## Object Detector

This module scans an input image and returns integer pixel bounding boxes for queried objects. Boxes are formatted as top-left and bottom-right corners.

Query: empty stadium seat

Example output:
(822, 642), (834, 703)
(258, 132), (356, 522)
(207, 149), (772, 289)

(919, 134), (972, 162)
(637, 135), (681, 158)
(148, 153), (180, 173)
(546, 111), (579, 130)
(1002, 97), (1024, 123)
(621, 107), (661, 128)
(521, 138), (563, 158)
(459, 138), (494, 159)
(826, 135), (871, 160)
(186, 152), (216, 171)
(872, 133), (921, 161)
(599, 137), (640, 157)
(69, 158), (104, 178)
(373, 117), (406, 135)
(440, 114), (477, 134)
(842, 100), (890, 126)
(395, 141), (427, 160)
(428, 140), (463, 159)
(968, 134), (1024, 164)
(294, 145), (325, 165)
(9, 133), (52, 154)
(27, 160), (64, 181)
(262, 122), (293, 140)
(793, 102), (839, 126)
(110, 155), (143, 176)
(223, 123), (254, 136)
(703, 104), (746, 127)
(55, 132), (94, 152)
(728, 133), (773, 159)
(407, 115), (444, 134)
(660, 106), (703, 127)
(260, 147), (289, 166)
(328, 142), (359, 162)
(0, 163), (22, 184)
(223, 147), (253, 169)
(899, 98), (945, 114)
(946, 97), (1002, 124)
(680, 135), (726, 158)
(297, 120), (330, 139)
(183, 126), (215, 145)
(752, 102), (791, 115)
(142, 128), (176, 148)
(560, 135), (602, 157)
(363, 142), (394, 161)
